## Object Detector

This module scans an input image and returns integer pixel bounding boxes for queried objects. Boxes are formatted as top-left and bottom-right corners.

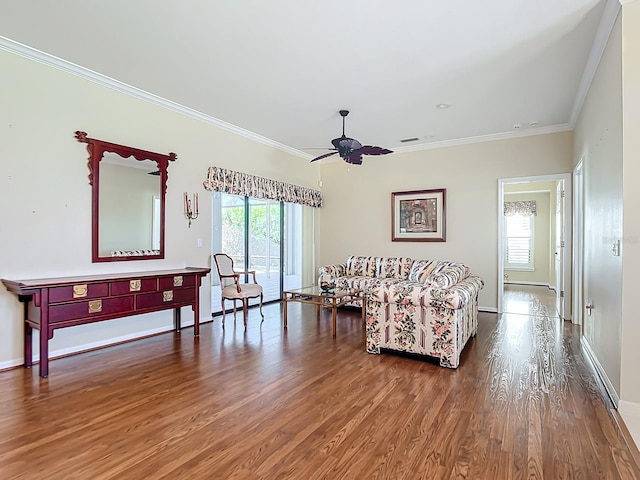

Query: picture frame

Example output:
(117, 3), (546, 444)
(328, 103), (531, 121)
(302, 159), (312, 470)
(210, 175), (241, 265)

(391, 188), (446, 242)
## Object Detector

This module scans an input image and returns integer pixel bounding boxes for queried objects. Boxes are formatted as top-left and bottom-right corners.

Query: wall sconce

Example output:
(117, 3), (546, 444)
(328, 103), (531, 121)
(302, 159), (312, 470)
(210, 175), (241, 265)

(184, 192), (199, 228)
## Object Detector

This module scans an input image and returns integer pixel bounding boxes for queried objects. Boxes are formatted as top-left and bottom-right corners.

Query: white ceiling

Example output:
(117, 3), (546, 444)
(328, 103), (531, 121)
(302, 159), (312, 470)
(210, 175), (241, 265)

(0, 0), (614, 159)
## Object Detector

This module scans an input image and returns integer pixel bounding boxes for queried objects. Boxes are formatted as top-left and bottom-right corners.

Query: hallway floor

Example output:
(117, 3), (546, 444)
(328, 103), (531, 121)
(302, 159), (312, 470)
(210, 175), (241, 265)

(503, 284), (559, 318)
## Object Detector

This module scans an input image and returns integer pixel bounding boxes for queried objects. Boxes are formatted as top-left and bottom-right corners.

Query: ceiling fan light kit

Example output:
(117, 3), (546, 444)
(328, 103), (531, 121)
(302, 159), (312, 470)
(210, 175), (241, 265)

(310, 110), (393, 165)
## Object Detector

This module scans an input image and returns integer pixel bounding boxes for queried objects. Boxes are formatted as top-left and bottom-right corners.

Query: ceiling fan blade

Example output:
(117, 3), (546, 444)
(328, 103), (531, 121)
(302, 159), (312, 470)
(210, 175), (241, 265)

(310, 151), (338, 163)
(359, 146), (393, 156)
(346, 153), (363, 165)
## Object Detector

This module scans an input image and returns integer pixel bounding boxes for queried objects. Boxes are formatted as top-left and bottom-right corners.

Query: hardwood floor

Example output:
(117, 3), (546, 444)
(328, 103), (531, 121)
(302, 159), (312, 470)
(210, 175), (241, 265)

(503, 284), (558, 317)
(0, 298), (638, 479)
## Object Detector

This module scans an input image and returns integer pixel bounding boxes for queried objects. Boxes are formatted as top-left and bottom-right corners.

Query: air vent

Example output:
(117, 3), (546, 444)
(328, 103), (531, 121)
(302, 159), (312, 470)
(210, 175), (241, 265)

(400, 137), (420, 143)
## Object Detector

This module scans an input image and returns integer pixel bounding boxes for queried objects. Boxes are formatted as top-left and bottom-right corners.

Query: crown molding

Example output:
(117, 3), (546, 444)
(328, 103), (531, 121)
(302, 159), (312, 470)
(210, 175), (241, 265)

(392, 123), (572, 154)
(619, 0), (638, 5)
(0, 36), (310, 160)
(569, 0), (621, 127)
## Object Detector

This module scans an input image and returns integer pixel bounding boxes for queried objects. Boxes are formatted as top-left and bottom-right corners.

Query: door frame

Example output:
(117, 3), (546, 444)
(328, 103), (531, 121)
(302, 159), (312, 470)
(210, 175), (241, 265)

(497, 173), (572, 317)
(572, 158), (584, 326)
(555, 180), (565, 319)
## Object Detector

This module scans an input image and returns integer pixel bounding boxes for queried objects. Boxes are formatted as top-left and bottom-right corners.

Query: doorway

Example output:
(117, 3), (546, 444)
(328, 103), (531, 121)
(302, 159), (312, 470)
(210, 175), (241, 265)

(498, 174), (572, 319)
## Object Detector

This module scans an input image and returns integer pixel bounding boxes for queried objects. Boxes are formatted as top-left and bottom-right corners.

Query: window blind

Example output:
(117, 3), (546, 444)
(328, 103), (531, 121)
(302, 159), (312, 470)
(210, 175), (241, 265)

(505, 214), (534, 268)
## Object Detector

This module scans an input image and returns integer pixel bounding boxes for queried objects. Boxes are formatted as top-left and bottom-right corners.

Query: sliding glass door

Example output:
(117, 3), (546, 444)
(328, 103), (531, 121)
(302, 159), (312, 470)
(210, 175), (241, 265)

(211, 193), (304, 314)
(248, 198), (282, 303)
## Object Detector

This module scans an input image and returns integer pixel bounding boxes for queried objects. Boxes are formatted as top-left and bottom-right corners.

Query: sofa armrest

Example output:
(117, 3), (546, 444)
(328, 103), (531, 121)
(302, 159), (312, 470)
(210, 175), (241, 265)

(318, 263), (346, 278)
(425, 275), (484, 309)
(368, 275), (484, 309)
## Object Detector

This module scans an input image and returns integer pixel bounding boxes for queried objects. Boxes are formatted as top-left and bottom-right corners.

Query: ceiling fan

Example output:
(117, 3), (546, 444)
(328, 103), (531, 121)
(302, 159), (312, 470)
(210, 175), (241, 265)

(309, 110), (393, 165)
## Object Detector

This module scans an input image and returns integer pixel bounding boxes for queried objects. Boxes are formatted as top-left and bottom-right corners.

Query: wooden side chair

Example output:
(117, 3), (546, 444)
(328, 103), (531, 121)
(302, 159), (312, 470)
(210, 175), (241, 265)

(213, 253), (264, 327)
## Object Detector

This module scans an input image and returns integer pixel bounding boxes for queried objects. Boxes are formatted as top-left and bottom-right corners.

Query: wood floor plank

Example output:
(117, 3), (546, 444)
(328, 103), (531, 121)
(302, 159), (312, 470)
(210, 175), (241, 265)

(0, 288), (638, 479)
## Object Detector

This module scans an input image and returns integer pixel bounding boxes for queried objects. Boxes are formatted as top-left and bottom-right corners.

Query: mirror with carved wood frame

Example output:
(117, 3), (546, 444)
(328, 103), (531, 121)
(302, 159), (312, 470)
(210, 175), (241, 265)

(75, 131), (176, 263)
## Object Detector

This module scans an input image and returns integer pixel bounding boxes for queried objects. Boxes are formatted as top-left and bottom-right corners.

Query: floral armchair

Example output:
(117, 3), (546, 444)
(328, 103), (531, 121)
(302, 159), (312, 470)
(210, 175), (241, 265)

(318, 255), (484, 368)
(365, 275), (484, 368)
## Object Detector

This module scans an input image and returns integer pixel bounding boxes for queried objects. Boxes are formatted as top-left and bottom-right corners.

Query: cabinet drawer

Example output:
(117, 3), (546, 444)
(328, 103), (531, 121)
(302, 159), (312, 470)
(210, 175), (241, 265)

(49, 283), (109, 303)
(158, 275), (195, 290)
(49, 296), (134, 323)
(111, 278), (157, 296)
(136, 288), (195, 309)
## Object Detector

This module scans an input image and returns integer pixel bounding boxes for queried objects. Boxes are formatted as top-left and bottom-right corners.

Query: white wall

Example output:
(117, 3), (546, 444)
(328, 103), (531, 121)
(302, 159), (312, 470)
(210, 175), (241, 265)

(0, 48), (319, 368)
(318, 132), (573, 310)
(621, 0), (640, 407)
(569, 1), (640, 448)
(573, 10), (622, 398)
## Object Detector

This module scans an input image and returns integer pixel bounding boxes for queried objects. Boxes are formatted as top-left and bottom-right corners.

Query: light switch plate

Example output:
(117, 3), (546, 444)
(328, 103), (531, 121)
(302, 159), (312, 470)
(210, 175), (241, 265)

(612, 239), (621, 256)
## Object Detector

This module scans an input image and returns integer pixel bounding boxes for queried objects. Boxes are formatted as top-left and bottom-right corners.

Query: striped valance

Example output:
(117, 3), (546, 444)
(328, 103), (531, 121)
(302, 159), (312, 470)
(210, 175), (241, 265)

(504, 200), (537, 216)
(202, 166), (322, 207)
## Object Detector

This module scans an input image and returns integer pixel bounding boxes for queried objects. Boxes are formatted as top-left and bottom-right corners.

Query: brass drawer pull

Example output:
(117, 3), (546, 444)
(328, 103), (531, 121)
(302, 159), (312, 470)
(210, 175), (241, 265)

(163, 290), (174, 302)
(73, 284), (88, 298)
(88, 300), (102, 313)
(129, 279), (141, 292)
(173, 276), (183, 287)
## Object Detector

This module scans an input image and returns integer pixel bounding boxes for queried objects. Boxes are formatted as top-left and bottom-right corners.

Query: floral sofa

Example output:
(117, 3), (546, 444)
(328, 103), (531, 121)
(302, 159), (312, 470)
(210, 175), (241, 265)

(318, 255), (484, 368)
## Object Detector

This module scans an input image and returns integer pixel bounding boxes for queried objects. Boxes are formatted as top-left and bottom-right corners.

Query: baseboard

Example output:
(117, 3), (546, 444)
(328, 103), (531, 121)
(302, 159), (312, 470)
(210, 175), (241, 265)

(479, 306), (498, 313)
(581, 337), (620, 406)
(618, 401), (640, 465)
(0, 316), (211, 372)
(504, 281), (551, 288)
(578, 338), (640, 465)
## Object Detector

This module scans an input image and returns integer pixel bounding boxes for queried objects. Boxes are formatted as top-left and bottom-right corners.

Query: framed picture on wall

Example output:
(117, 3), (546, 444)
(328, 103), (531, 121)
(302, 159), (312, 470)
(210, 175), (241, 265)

(391, 188), (446, 242)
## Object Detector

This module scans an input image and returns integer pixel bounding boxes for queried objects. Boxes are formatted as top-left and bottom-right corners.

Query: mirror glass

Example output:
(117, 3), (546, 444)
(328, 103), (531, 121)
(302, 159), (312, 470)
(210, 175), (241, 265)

(99, 153), (161, 257)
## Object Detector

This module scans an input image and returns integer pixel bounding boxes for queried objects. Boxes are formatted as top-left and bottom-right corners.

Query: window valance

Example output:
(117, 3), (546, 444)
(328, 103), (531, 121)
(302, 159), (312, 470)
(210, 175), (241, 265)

(202, 166), (322, 208)
(504, 200), (537, 216)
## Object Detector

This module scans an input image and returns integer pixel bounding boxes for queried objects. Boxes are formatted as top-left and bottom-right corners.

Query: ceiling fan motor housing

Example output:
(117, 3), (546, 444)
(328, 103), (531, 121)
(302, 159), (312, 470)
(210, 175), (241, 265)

(332, 136), (362, 158)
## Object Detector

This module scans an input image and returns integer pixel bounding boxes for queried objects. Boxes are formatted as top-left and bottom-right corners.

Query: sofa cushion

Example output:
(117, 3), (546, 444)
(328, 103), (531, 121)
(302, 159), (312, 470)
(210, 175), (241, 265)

(426, 262), (470, 289)
(346, 255), (376, 277)
(368, 280), (427, 306)
(337, 275), (381, 291)
(407, 260), (438, 283)
(375, 257), (413, 279)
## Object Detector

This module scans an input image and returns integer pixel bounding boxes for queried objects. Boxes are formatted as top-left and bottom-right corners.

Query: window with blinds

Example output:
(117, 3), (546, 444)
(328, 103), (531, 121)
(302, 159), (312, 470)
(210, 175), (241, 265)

(505, 214), (535, 270)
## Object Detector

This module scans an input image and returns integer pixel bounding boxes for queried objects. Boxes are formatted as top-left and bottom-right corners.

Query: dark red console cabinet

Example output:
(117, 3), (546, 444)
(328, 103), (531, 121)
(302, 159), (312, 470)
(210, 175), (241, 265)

(2, 267), (210, 377)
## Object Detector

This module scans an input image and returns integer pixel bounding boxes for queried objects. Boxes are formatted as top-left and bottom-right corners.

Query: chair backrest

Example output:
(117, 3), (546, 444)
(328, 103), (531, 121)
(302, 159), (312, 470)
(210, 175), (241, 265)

(213, 253), (236, 288)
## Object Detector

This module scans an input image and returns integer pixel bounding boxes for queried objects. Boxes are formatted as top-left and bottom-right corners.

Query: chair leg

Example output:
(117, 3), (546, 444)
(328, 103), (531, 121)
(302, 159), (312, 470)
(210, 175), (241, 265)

(221, 298), (226, 327)
(259, 293), (264, 322)
(242, 299), (248, 327)
(233, 300), (237, 321)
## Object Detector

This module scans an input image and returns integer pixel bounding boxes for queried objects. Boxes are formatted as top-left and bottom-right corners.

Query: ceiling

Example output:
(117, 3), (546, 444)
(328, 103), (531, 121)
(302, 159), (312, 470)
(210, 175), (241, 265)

(0, 1), (613, 159)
